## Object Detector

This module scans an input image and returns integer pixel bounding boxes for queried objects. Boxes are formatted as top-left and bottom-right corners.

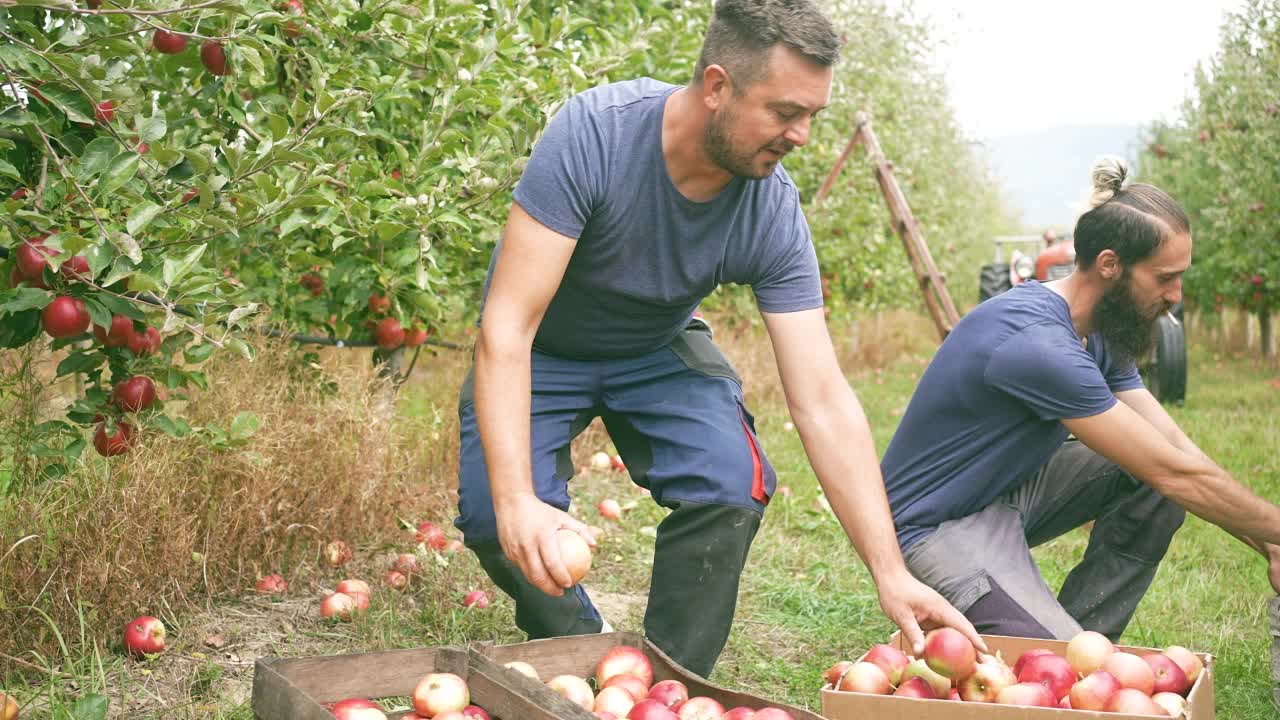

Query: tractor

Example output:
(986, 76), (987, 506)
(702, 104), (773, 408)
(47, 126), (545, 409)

(978, 233), (1187, 405)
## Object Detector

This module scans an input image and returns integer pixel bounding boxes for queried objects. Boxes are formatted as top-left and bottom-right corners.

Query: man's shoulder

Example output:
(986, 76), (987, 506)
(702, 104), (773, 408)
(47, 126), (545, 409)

(569, 77), (679, 115)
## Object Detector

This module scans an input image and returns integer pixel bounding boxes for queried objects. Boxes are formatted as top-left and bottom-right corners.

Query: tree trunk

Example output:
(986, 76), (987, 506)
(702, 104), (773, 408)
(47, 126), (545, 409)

(1261, 310), (1275, 360)
(371, 346), (405, 425)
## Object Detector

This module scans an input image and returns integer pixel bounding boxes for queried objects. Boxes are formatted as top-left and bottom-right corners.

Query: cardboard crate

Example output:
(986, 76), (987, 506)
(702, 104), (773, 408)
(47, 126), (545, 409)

(252, 644), (593, 719)
(822, 631), (1214, 720)
(476, 630), (824, 719)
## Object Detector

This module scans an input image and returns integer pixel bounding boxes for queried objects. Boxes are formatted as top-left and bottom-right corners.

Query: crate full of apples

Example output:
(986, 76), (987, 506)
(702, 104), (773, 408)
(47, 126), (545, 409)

(821, 628), (1213, 719)
(477, 630), (822, 720)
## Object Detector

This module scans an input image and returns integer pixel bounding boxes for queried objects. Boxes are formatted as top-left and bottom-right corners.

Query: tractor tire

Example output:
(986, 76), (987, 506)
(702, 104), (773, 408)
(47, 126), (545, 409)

(979, 263), (1012, 303)
(1143, 312), (1187, 405)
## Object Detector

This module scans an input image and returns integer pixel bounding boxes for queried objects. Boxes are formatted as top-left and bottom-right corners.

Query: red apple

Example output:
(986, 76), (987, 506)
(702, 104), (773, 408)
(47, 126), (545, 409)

(590, 451), (612, 471)
(1105, 688), (1167, 715)
(413, 672), (470, 716)
(594, 686), (636, 717)
(152, 28), (188, 53)
(892, 677), (934, 699)
(1018, 652), (1075, 701)
(958, 656), (1017, 702)
(862, 643), (910, 684)
(1152, 691), (1188, 717)
(596, 644), (654, 688)
(1070, 670), (1121, 711)
(433, 712), (466, 720)
(1068, 630), (1116, 676)
(320, 592), (357, 620)
(611, 454), (626, 472)
(948, 688), (961, 701)
(626, 700), (678, 720)
(404, 327), (428, 347)
(43, 296), (90, 338)
(822, 660), (852, 688)
(95, 100), (115, 124)
(384, 570), (408, 590)
(336, 579), (371, 596)
(123, 615), (166, 655)
(445, 539), (464, 554)
(375, 317), (405, 349)
(1163, 646), (1204, 685)
(834, 661), (890, 695)
(60, 254), (91, 281)
(646, 679), (688, 708)
(721, 709), (754, 720)
(595, 714), (618, 720)
(392, 552), (419, 575)
(995, 681), (1056, 707)
(676, 696), (724, 719)
(1059, 696), (1071, 709)
(367, 293), (391, 314)
(416, 521), (448, 550)
(1103, 652), (1156, 695)
(504, 660), (540, 681)
(603, 672), (650, 700)
(751, 711), (794, 720)
(598, 499), (623, 521)
(900, 658), (950, 699)
(256, 573), (287, 594)
(923, 627), (976, 680)
(200, 41), (230, 76)
(10, 187), (28, 200)
(461, 706), (490, 720)
(94, 421), (133, 457)
(16, 237), (52, 279)
(114, 376), (157, 412)
(556, 528), (592, 585)
(1144, 653), (1189, 695)
(324, 540), (352, 566)
(330, 698), (387, 720)
(95, 313), (134, 346)
(463, 590), (489, 608)
(547, 674), (594, 711)
(1012, 648), (1055, 678)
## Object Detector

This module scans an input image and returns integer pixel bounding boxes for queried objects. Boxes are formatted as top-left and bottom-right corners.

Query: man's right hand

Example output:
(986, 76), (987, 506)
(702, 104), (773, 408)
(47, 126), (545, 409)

(495, 492), (597, 596)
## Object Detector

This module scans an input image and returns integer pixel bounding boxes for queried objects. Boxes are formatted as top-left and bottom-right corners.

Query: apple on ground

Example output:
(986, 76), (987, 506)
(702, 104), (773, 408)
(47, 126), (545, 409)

(599, 499), (623, 520)
(994, 682), (1056, 707)
(1070, 670), (1121, 711)
(0, 692), (15, 720)
(413, 672), (470, 716)
(320, 592), (357, 620)
(923, 627), (977, 680)
(463, 590), (489, 608)
(834, 661), (890, 695)
(547, 674), (594, 711)
(384, 570), (408, 590)
(1067, 630), (1115, 676)
(596, 644), (655, 688)
(392, 552), (419, 575)
(647, 679), (688, 708)
(958, 655), (1017, 702)
(445, 539), (465, 553)
(123, 615), (167, 656)
(256, 573), (287, 594)
(324, 539), (352, 566)
(590, 451), (612, 471)
(416, 522), (448, 550)
(1105, 688), (1167, 715)
(1017, 652), (1075, 702)
(862, 643), (910, 684)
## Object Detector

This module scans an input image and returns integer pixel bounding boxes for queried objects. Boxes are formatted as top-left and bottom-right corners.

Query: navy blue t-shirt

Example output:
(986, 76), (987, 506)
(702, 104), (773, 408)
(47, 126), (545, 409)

(883, 281), (1145, 551)
(481, 78), (822, 359)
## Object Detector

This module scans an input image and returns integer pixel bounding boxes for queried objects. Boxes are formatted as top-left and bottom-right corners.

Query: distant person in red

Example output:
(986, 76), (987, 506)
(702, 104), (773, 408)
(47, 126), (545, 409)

(1043, 229), (1058, 248)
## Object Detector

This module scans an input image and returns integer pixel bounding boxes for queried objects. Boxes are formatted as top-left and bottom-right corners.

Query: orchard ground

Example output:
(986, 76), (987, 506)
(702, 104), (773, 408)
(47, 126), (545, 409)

(5, 309), (1279, 719)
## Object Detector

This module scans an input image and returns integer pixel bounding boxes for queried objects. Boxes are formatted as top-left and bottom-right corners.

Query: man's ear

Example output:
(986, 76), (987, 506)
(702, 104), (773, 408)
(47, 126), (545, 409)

(1095, 249), (1123, 281)
(699, 64), (732, 111)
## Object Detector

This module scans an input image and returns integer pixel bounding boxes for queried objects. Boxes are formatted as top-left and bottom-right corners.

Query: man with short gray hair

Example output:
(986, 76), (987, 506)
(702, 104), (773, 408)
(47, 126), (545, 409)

(454, 0), (982, 675)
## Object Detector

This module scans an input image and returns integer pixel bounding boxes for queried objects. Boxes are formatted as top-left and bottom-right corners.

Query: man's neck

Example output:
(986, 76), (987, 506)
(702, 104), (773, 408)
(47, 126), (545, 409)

(662, 87), (734, 202)
(1045, 273), (1102, 339)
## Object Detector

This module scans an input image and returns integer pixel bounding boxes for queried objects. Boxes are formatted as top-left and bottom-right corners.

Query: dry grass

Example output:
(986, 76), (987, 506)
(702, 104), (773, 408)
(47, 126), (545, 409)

(0, 339), (460, 668)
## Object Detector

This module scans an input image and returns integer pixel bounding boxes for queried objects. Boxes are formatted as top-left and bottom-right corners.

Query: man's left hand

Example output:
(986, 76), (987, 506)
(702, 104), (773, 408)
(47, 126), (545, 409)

(878, 573), (988, 656)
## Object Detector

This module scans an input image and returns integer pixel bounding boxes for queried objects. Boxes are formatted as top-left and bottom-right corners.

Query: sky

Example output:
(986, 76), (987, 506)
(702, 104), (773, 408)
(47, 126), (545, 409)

(886, 0), (1249, 140)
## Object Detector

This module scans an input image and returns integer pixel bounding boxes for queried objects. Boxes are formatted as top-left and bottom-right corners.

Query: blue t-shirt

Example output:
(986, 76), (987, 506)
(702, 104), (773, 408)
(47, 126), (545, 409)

(883, 281), (1145, 551)
(481, 78), (822, 359)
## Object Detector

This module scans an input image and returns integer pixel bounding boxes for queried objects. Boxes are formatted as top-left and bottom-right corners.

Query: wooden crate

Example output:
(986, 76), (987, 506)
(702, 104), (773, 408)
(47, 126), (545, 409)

(252, 644), (593, 719)
(476, 630), (825, 720)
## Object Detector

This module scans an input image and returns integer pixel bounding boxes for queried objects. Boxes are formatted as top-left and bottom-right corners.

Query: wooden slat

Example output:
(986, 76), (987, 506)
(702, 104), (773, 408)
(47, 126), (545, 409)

(270, 646), (443, 701)
(252, 657), (356, 720)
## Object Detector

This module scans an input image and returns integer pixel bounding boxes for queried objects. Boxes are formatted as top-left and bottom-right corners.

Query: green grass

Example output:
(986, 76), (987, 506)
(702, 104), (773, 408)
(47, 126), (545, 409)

(7, 336), (1277, 718)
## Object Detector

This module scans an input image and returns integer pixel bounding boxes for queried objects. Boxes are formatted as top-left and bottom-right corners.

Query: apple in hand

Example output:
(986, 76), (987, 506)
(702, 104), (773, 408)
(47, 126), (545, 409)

(923, 627), (976, 680)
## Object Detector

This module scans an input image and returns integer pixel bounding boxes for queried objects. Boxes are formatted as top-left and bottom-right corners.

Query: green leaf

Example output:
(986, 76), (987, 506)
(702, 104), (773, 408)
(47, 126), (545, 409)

(184, 342), (215, 364)
(36, 83), (94, 125)
(110, 231), (142, 264)
(375, 221), (410, 242)
(139, 113), (167, 142)
(79, 138), (119, 180)
(56, 351), (104, 378)
(230, 411), (261, 440)
(99, 153), (140, 197)
(0, 159), (19, 181)
(70, 693), (109, 720)
(127, 202), (163, 235)
(1, 287), (53, 312)
(82, 296), (111, 330)
(227, 338), (255, 361)
(0, 309), (41, 348)
(278, 211), (309, 238)
(162, 244), (206, 287)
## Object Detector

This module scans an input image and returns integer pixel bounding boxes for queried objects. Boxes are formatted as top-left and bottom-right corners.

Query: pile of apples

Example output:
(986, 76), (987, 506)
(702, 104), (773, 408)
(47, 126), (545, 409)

(824, 627), (1202, 716)
(505, 644), (797, 719)
(327, 671), (490, 719)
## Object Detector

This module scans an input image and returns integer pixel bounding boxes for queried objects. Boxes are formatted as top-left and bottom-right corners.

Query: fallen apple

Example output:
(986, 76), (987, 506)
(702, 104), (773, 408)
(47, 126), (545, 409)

(123, 615), (167, 656)
(611, 454), (627, 472)
(384, 570), (408, 590)
(0, 693), (15, 720)
(320, 592), (357, 620)
(325, 540), (352, 566)
(599, 499), (623, 521)
(392, 553), (420, 576)
(336, 579), (371, 596)
(414, 672), (470, 716)
(256, 573), (287, 594)
(463, 590), (489, 608)
(416, 522), (448, 550)
(590, 451), (612, 471)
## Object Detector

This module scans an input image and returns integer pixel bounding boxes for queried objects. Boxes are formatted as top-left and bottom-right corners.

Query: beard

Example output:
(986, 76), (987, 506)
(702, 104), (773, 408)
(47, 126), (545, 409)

(705, 102), (791, 179)
(1093, 271), (1165, 365)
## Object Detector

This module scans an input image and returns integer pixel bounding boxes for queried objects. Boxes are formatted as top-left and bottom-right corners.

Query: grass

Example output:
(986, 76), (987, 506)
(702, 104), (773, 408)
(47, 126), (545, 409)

(3, 313), (1277, 718)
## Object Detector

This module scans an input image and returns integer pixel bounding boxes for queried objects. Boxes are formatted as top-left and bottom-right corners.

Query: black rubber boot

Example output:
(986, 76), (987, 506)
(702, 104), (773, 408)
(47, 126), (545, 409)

(469, 539), (604, 639)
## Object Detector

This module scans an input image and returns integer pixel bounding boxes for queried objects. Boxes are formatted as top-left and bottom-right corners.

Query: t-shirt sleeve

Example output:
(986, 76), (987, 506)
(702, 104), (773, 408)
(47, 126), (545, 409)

(1090, 332), (1146, 393)
(750, 193), (824, 313)
(984, 323), (1118, 420)
(511, 95), (604, 239)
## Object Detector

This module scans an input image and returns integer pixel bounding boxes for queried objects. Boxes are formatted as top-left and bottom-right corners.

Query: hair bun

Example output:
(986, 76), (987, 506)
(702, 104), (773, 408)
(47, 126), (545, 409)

(1088, 155), (1128, 209)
